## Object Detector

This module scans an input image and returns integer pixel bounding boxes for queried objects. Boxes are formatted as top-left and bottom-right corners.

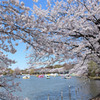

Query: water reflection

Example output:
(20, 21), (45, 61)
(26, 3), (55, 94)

(14, 76), (100, 100)
(24, 97), (29, 100)
(88, 80), (100, 98)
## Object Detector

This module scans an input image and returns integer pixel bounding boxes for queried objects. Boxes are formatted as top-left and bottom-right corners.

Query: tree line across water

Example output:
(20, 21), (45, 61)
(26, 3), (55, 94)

(1, 61), (100, 77)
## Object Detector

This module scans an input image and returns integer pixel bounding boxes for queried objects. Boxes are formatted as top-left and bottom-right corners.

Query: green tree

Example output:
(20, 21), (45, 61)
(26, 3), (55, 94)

(54, 65), (63, 68)
(30, 69), (34, 75)
(9, 69), (14, 75)
(88, 60), (98, 77)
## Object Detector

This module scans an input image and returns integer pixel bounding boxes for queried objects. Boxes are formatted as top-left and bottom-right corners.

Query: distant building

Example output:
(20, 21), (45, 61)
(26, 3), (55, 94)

(33, 0), (38, 2)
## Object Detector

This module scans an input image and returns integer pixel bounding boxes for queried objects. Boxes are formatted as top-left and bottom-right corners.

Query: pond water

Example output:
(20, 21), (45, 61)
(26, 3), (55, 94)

(14, 75), (100, 100)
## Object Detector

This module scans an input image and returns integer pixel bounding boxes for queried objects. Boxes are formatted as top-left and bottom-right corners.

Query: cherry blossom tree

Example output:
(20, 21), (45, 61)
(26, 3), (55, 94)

(0, 0), (100, 99)
(0, 0), (33, 99)
(28, 0), (100, 67)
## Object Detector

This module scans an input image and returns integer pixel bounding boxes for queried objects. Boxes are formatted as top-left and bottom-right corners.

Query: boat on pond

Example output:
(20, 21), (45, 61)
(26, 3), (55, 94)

(64, 74), (71, 79)
(23, 75), (30, 79)
(50, 73), (58, 77)
(45, 75), (50, 79)
(38, 75), (44, 78)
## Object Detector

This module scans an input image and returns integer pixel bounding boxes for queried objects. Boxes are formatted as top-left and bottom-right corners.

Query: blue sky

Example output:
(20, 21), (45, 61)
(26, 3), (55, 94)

(5, 0), (74, 70)
(7, 0), (48, 70)
(8, 43), (28, 70)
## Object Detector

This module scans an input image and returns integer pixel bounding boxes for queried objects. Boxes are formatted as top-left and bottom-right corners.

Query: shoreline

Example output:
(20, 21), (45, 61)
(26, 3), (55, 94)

(90, 93), (100, 100)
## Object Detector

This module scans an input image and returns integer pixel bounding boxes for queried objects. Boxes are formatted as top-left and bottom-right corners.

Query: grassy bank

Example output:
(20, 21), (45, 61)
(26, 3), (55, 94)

(89, 76), (100, 80)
